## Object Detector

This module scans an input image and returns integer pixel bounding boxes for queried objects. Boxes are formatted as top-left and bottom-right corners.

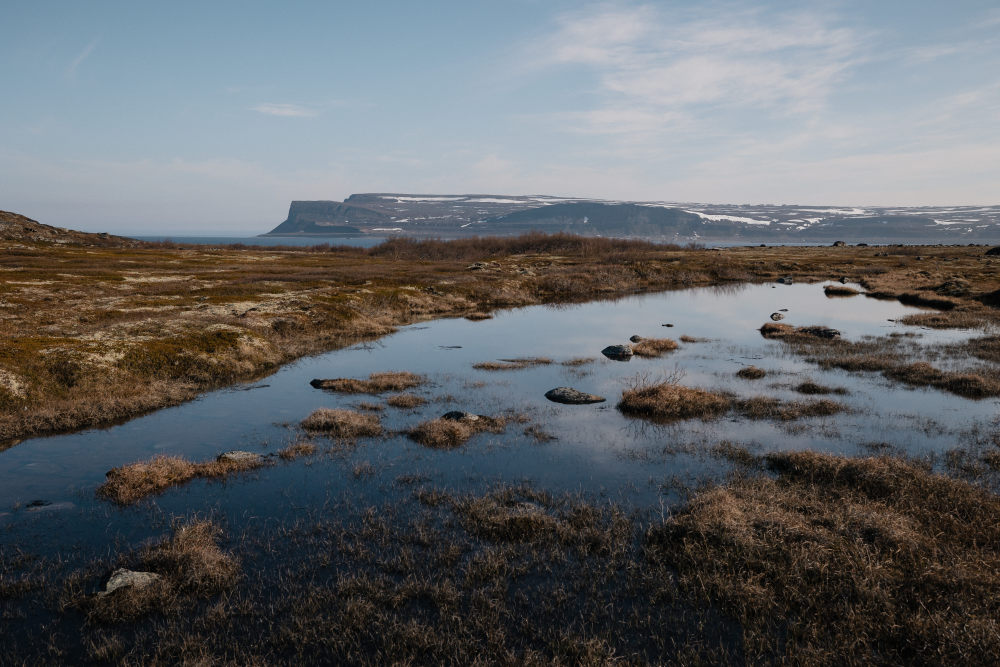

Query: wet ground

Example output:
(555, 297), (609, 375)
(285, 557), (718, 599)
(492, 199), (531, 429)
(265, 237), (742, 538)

(2, 281), (996, 560)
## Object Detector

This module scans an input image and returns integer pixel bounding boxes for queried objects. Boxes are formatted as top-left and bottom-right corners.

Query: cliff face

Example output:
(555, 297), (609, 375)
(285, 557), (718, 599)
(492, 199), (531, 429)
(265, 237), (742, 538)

(264, 201), (386, 235)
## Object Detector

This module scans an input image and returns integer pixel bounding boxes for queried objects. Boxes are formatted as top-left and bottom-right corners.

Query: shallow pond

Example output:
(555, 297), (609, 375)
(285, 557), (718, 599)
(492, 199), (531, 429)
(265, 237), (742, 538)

(1, 281), (997, 558)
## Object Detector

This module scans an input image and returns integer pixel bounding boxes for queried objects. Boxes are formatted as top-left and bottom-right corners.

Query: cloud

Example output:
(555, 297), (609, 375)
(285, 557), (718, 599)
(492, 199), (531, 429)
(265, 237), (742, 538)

(67, 38), (99, 77)
(536, 3), (864, 136)
(251, 103), (318, 117)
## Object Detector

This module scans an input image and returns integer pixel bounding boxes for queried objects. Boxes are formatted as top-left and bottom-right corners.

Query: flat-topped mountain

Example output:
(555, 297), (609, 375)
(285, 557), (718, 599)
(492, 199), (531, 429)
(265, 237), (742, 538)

(262, 194), (1000, 243)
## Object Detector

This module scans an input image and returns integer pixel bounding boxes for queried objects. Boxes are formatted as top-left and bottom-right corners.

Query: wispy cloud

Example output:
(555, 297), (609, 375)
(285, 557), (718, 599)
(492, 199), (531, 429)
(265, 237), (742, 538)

(67, 38), (99, 77)
(251, 103), (318, 117)
(535, 3), (865, 137)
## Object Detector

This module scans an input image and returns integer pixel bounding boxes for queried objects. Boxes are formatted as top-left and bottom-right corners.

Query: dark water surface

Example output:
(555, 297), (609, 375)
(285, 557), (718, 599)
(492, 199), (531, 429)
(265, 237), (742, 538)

(1, 282), (995, 559)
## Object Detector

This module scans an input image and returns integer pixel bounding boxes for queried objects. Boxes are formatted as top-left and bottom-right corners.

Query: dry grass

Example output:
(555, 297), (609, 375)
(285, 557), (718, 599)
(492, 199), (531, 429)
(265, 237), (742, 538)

(76, 520), (238, 623)
(647, 451), (1000, 662)
(883, 362), (1000, 398)
(617, 382), (731, 423)
(736, 366), (766, 380)
(385, 393), (426, 409)
(760, 322), (840, 340)
(310, 371), (425, 394)
(278, 441), (318, 460)
(967, 336), (1000, 363)
(464, 311), (493, 321)
(407, 415), (506, 448)
(794, 380), (848, 395)
(97, 454), (264, 505)
(631, 338), (679, 357)
(560, 357), (596, 367)
(300, 408), (383, 437)
(735, 397), (847, 421)
(823, 284), (860, 296)
(472, 357), (552, 371)
(678, 335), (709, 343)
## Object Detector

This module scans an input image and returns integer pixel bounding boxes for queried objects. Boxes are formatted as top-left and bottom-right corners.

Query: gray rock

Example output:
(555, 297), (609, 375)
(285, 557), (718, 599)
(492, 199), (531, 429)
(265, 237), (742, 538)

(776, 277), (794, 285)
(770, 312), (785, 321)
(629, 335), (644, 343)
(217, 450), (261, 464)
(544, 387), (607, 405)
(99, 569), (162, 597)
(441, 411), (479, 422)
(601, 345), (633, 360)
(798, 326), (841, 339)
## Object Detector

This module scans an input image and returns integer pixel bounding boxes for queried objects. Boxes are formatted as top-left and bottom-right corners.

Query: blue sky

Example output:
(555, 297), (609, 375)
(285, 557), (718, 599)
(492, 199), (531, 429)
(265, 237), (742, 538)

(2, 1), (998, 233)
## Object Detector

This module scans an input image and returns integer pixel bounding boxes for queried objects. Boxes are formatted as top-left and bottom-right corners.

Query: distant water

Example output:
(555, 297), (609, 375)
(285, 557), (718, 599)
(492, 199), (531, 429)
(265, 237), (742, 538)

(130, 235), (386, 248)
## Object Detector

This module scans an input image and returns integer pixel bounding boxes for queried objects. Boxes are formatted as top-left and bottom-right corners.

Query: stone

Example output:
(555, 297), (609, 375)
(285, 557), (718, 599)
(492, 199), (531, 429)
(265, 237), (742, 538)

(798, 326), (841, 339)
(629, 335), (644, 343)
(544, 387), (606, 405)
(99, 569), (163, 597)
(601, 345), (633, 360)
(832, 240), (846, 247)
(776, 277), (793, 285)
(985, 246), (1000, 256)
(770, 312), (785, 321)
(217, 450), (261, 464)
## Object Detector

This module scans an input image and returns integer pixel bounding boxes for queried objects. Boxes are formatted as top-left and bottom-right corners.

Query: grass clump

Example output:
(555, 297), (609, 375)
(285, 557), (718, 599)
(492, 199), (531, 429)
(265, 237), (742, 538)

(278, 441), (317, 460)
(646, 451), (1000, 662)
(78, 520), (238, 623)
(385, 393), (426, 409)
(617, 382), (731, 423)
(884, 362), (1000, 398)
(631, 338), (679, 357)
(407, 414), (506, 449)
(679, 335), (709, 343)
(97, 454), (263, 505)
(301, 408), (382, 437)
(735, 397), (846, 421)
(823, 284), (860, 296)
(310, 371), (424, 393)
(795, 380), (848, 395)
(736, 366), (766, 380)
(472, 357), (552, 371)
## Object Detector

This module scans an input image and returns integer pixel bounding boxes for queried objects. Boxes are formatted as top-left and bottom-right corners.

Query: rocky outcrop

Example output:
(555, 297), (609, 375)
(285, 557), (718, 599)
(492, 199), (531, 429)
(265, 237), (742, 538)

(264, 201), (382, 236)
(601, 345), (633, 360)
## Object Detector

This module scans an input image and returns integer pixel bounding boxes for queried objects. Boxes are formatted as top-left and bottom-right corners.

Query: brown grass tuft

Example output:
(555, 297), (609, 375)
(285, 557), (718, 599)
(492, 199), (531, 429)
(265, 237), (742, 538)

(97, 454), (264, 505)
(385, 393), (426, 409)
(617, 382), (731, 423)
(278, 441), (318, 460)
(823, 284), (860, 297)
(631, 338), (679, 357)
(82, 520), (238, 623)
(735, 397), (846, 421)
(300, 408), (383, 437)
(679, 335), (709, 343)
(794, 381), (848, 395)
(310, 371), (425, 394)
(736, 366), (766, 380)
(883, 362), (1000, 398)
(407, 415), (506, 448)
(472, 357), (552, 371)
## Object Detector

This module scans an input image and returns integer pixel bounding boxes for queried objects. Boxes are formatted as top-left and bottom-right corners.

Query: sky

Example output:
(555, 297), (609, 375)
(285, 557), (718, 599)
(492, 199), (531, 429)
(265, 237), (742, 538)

(1, 0), (998, 234)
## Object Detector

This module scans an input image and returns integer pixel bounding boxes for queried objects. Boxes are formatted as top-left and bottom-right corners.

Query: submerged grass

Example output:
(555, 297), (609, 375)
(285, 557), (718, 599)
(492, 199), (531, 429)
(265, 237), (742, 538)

(472, 357), (553, 371)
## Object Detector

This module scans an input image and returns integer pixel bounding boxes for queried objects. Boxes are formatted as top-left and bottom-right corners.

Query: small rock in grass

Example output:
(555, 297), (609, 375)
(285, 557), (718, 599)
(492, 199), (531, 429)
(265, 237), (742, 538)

(99, 569), (163, 597)
(601, 345), (633, 360)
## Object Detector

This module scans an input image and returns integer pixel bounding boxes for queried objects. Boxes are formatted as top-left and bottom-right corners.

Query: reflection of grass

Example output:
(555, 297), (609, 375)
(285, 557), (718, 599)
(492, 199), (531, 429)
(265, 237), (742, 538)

(472, 357), (552, 371)
(736, 366), (766, 380)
